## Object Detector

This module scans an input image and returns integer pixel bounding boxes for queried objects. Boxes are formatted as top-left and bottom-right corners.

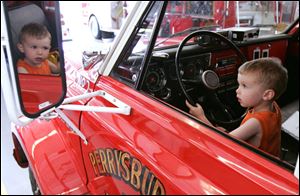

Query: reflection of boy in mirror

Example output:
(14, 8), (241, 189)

(17, 22), (60, 75)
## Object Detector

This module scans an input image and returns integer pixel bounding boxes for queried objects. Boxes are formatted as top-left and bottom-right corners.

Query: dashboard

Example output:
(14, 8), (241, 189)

(143, 51), (240, 103)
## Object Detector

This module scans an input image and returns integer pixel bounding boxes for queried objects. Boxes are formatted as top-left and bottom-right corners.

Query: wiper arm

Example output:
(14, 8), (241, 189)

(154, 25), (220, 47)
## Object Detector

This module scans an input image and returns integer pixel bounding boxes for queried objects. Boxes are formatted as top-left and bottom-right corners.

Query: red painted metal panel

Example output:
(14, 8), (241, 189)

(15, 118), (88, 194)
(76, 76), (298, 194)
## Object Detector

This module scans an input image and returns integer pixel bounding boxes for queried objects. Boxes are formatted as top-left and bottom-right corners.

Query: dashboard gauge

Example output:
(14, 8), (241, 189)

(160, 87), (172, 100)
(145, 67), (166, 92)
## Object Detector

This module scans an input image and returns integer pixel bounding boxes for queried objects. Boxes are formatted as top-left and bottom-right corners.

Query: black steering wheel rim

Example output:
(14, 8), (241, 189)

(175, 30), (247, 130)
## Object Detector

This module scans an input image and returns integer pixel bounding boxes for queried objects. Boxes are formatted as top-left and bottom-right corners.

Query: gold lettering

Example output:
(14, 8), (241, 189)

(131, 158), (142, 190)
(141, 167), (154, 195)
(106, 149), (116, 176)
(114, 149), (122, 177)
(99, 149), (109, 173)
(88, 152), (98, 176)
(152, 179), (165, 195)
(121, 152), (130, 182)
(96, 149), (105, 174)
(89, 148), (165, 195)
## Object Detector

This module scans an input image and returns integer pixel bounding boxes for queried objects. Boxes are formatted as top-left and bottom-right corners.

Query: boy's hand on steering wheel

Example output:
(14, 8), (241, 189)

(185, 100), (205, 119)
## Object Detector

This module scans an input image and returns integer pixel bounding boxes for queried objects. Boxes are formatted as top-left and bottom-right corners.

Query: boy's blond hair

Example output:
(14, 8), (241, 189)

(238, 57), (288, 100)
(18, 22), (51, 43)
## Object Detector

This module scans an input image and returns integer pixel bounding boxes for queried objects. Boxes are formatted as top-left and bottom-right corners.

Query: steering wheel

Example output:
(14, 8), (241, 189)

(175, 30), (247, 130)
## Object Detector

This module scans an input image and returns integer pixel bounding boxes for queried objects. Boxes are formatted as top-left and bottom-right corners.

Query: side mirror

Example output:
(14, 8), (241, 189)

(1, 1), (66, 120)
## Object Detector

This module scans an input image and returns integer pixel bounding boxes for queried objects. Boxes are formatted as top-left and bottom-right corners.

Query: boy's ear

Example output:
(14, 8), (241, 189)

(263, 89), (275, 101)
(17, 43), (24, 53)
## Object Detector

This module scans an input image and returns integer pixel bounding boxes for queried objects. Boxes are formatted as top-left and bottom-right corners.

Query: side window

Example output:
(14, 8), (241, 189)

(110, 2), (162, 87)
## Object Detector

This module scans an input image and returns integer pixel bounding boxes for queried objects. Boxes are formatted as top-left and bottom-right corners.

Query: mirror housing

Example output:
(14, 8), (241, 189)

(1, 1), (66, 122)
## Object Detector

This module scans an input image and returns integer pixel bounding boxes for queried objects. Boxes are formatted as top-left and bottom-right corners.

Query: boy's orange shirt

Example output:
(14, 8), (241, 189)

(17, 59), (51, 75)
(241, 101), (281, 157)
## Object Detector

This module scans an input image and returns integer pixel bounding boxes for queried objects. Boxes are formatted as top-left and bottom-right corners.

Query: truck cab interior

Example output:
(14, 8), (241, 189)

(111, 1), (299, 170)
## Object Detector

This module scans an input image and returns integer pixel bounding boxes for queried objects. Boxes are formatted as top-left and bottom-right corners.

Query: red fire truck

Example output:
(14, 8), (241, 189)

(1, 1), (299, 195)
(161, 1), (299, 36)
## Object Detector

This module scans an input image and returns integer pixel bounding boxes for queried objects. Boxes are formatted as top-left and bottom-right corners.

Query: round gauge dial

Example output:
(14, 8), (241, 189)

(145, 67), (166, 92)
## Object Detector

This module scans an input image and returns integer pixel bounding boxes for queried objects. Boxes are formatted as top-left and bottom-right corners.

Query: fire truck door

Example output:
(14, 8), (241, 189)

(76, 76), (194, 194)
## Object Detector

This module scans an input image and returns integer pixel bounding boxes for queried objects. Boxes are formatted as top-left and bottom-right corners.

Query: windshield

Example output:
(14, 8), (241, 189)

(61, 1), (298, 70)
(155, 1), (299, 48)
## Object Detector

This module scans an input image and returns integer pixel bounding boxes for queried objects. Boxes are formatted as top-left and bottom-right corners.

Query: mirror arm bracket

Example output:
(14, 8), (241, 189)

(54, 108), (88, 145)
(60, 90), (131, 115)
(38, 107), (88, 144)
(39, 90), (132, 144)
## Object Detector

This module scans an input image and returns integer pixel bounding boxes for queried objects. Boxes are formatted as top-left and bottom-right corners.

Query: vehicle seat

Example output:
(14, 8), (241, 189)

(7, 3), (49, 63)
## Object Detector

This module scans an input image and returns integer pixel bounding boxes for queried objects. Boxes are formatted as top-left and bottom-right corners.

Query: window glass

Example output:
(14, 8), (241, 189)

(155, 1), (299, 48)
(110, 2), (162, 87)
